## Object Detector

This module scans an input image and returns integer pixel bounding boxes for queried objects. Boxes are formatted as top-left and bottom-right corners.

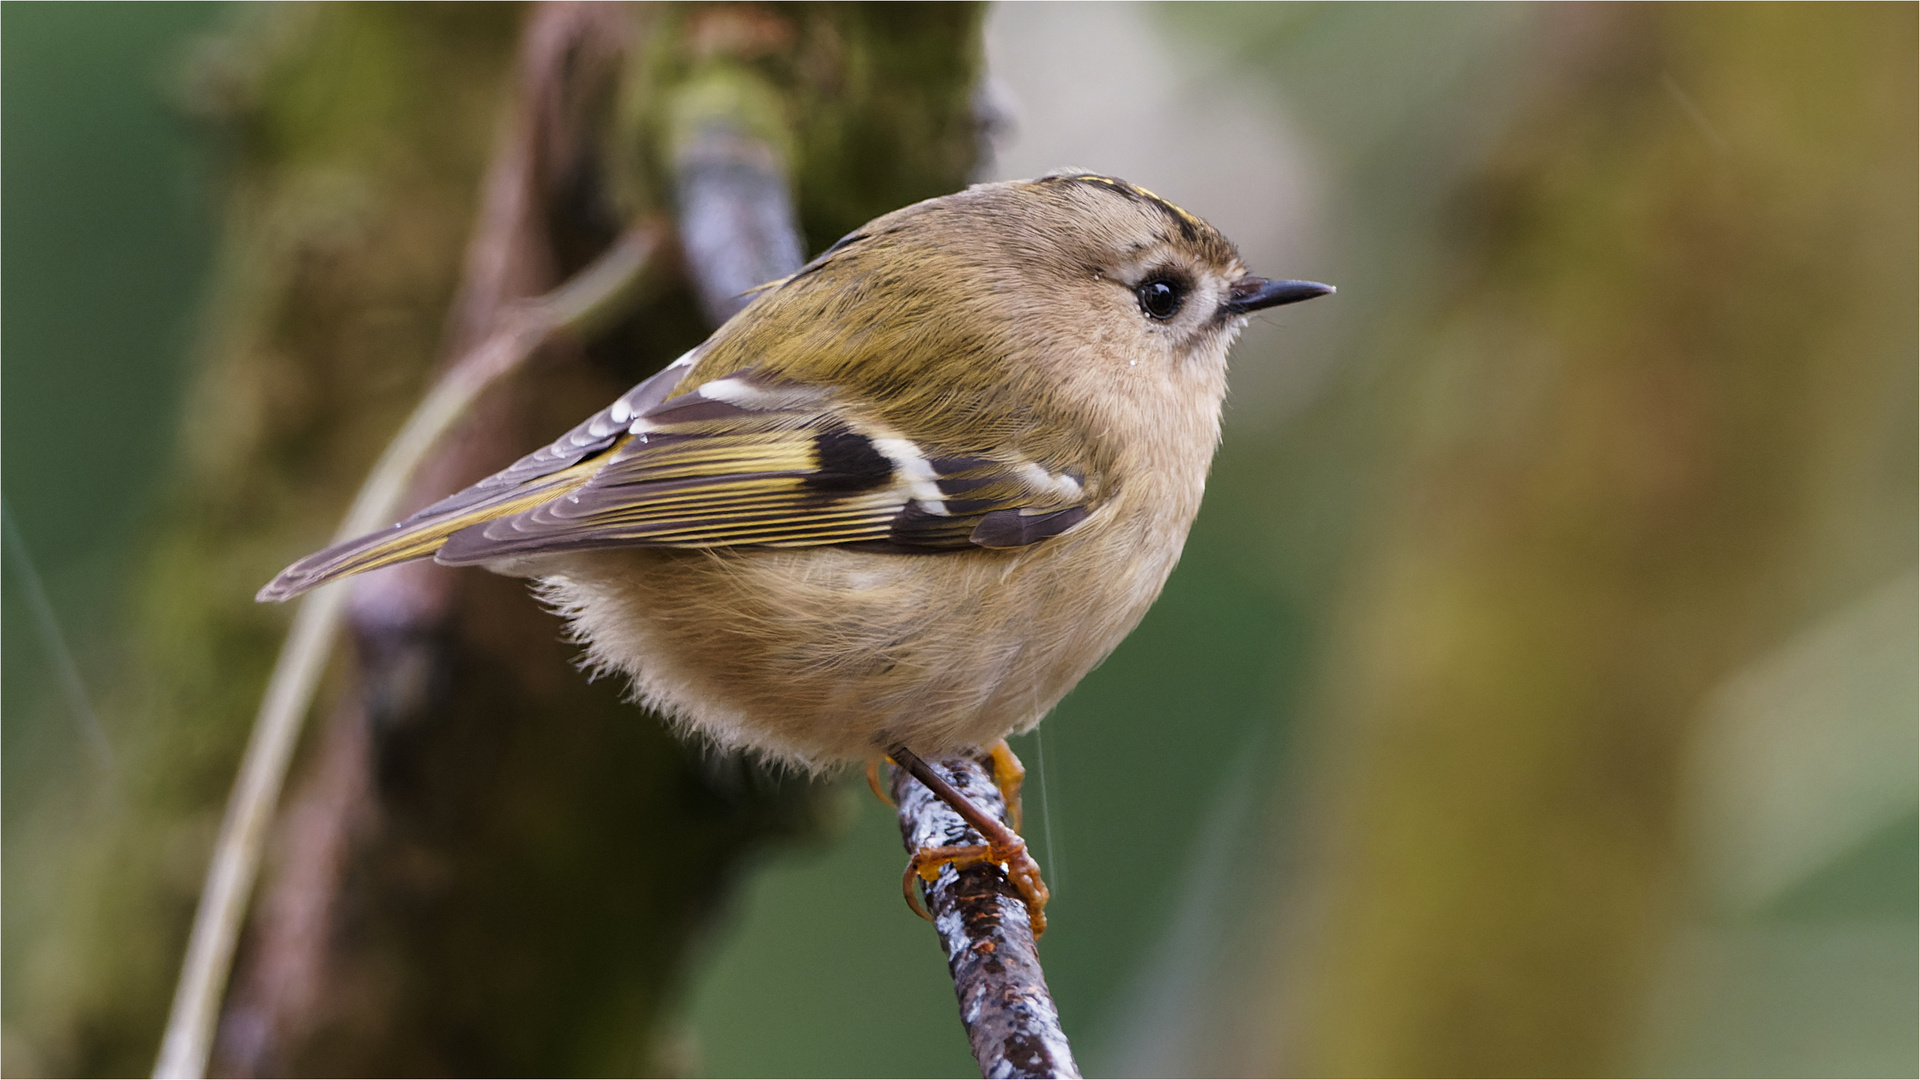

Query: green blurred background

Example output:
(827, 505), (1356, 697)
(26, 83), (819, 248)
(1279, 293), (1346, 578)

(4, 3), (1913, 1077)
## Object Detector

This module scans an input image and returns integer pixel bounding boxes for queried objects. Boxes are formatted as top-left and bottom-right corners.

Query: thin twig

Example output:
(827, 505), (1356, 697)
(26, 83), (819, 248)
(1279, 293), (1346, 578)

(151, 223), (660, 1080)
(892, 754), (1080, 1080)
(210, 691), (373, 1076)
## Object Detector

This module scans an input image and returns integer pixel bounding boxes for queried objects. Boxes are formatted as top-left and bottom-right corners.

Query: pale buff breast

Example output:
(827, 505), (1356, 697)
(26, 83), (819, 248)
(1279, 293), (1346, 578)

(523, 479), (1193, 771)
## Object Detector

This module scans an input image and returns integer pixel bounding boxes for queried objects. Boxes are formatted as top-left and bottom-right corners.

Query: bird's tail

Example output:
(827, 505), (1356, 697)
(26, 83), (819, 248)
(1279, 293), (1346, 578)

(256, 517), (460, 603)
(256, 473), (594, 603)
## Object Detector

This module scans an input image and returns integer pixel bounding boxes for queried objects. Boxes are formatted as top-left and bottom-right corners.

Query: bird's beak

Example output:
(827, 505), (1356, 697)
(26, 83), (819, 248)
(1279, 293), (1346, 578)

(1222, 276), (1335, 314)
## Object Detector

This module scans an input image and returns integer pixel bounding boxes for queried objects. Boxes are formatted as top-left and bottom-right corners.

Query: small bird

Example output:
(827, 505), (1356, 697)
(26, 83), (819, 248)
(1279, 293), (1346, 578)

(260, 172), (1331, 932)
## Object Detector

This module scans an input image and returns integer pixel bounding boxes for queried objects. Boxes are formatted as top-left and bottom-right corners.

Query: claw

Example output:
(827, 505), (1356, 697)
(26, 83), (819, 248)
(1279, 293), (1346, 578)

(902, 843), (996, 922)
(866, 757), (896, 807)
(903, 861), (933, 922)
(986, 833), (1049, 936)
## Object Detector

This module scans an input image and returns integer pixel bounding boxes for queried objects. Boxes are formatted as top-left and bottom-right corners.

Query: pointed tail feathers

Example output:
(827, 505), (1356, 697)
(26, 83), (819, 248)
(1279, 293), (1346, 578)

(256, 469), (599, 602)
(256, 518), (463, 602)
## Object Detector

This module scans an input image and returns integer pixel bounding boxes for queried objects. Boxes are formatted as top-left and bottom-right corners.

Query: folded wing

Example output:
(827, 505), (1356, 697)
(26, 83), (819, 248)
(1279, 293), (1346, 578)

(258, 365), (1089, 601)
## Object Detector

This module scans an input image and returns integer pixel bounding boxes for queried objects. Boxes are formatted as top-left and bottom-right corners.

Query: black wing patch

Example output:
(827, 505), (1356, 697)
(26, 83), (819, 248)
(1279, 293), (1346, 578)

(804, 428), (895, 492)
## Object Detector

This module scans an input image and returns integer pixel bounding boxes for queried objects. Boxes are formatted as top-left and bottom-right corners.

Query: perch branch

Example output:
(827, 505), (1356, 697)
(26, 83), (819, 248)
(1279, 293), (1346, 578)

(152, 221), (661, 1080)
(892, 752), (1080, 1080)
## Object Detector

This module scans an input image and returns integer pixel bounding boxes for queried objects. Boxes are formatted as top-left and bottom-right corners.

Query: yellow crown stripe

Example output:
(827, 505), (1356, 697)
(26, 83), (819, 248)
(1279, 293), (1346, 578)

(1062, 174), (1203, 230)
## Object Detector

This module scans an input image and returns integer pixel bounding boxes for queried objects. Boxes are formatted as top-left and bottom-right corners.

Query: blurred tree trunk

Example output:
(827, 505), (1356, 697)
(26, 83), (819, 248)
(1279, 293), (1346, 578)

(35, 4), (983, 1076)
(1272, 5), (1915, 1076)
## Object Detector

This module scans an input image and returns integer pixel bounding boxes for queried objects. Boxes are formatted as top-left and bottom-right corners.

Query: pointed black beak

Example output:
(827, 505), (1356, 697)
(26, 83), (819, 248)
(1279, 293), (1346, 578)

(1222, 277), (1336, 315)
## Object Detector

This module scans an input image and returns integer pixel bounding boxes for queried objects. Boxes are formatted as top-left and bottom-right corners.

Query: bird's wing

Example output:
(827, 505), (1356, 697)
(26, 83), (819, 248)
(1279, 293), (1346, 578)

(433, 369), (1090, 562)
(258, 364), (1089, 601)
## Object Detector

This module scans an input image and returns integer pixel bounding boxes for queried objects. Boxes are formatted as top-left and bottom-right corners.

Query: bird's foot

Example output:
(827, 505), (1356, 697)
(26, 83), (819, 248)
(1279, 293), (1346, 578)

(892, 747), (1050, 936)
(902, 832), (1050, 936)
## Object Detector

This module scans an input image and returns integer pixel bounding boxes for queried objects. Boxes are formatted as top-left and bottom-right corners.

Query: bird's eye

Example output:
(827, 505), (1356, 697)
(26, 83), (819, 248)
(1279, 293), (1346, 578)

(1137, 278), (1186, 321)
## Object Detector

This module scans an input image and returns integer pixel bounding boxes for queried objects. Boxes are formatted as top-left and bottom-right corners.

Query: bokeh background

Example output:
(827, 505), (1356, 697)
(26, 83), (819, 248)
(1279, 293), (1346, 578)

(4, 3), (1913, 1077)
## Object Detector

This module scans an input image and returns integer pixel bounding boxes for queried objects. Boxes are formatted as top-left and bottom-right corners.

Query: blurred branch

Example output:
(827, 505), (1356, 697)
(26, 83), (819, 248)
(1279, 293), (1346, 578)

(892, 755), (1080, 1080)
(667, 49), (806, 323)
(153, 217), (661, 1080)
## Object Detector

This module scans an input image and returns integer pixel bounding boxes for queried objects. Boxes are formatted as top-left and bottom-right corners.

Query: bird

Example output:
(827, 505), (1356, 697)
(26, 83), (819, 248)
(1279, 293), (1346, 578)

(259, 171), (1333, 933)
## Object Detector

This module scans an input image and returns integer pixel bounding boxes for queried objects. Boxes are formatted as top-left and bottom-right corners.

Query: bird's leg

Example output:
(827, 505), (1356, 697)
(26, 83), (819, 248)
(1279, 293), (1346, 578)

(986, 738), (1025, 832)
(891, 746), (1050, 936)
(864, 757), (895, 806)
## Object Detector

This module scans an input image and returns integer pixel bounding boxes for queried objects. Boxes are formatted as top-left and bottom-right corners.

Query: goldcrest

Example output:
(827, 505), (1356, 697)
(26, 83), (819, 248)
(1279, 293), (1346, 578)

(261, 172), (1332, 773)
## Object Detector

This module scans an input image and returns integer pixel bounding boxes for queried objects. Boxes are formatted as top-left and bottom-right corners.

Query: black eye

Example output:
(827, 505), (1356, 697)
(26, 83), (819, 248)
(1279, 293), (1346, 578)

(1137, 277), (1185, 321)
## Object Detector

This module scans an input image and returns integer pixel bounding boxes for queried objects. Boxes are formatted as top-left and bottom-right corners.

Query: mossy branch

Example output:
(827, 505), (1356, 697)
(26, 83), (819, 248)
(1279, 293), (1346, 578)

(152, 223), (661, 1080)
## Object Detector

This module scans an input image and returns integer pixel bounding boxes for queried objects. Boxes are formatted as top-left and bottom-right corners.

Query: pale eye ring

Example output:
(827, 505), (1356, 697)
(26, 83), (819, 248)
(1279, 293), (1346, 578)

(1137, 277), (1186, 321)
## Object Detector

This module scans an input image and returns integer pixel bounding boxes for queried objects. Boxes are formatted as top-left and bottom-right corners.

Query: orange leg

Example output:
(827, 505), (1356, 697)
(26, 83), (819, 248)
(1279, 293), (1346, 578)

(892, 746), (1050, 936)
(986, 739), (1026, 833)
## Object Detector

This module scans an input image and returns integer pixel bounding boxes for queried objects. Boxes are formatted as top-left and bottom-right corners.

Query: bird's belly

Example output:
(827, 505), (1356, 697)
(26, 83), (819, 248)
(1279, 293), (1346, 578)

(525, 512), (1182, 770)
